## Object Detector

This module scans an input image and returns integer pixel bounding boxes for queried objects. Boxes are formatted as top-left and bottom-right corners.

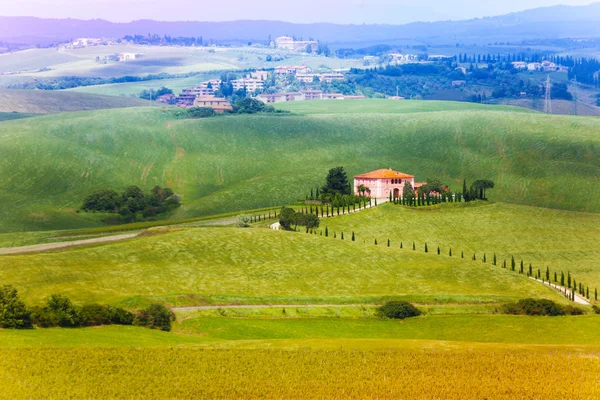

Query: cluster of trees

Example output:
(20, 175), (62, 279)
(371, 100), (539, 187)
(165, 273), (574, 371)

(462, 179), (494, 201)
(82, 186), (180, 222)
(377, 301), (421, 320)
(123, 34), (206, 47)
(8, 72), (202, 91)
(501, 298), (583, 316)
(139, 86), (173, 100)
(278, 207), (319, 231)
(0, 286), (175, 331)
(568, 57), (600, 87)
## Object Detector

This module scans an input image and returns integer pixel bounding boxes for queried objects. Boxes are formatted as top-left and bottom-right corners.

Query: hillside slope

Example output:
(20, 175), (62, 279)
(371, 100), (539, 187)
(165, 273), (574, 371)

(0, 89), (151, 114)
(0, 227), (560, 306)
(0, 100), (598, 232)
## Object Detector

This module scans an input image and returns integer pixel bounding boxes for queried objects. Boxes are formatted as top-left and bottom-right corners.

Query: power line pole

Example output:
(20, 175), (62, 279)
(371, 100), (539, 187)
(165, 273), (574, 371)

(544, 74), (552, 114)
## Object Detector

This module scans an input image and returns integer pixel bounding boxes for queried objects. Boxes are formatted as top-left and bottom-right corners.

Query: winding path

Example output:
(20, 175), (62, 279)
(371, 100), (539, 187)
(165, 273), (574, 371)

(0, 233), (138, 255)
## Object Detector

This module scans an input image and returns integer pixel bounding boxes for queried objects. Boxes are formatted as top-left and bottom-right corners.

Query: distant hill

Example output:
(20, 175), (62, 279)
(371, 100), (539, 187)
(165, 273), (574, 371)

(1, 3), (600, 47)
(0, 100), (598, 232)
(0, 90), (151, 113)
(503, 99), (600, 117)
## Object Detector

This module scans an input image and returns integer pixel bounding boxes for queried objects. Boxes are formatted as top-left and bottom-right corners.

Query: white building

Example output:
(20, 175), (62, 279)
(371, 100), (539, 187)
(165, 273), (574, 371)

(118, 53), (137, 62)
(231, 78), (265, 93)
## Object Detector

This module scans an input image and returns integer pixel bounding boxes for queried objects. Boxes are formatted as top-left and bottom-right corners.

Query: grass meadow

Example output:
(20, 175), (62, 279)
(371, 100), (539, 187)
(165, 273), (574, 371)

(320, 202), (600, 289)
(0, 227), (562, 307)
(0, 100), (599, 232)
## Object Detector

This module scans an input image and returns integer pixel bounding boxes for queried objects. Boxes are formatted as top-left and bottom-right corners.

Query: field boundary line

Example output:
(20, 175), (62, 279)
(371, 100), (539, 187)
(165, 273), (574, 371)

(0, 233), (138, 255)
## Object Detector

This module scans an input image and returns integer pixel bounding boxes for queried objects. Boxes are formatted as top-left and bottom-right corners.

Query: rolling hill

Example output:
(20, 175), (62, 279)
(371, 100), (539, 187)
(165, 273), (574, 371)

(0, 99), (598, 232)
(0, 89), (151, 114)
(2, 3), (600, 46)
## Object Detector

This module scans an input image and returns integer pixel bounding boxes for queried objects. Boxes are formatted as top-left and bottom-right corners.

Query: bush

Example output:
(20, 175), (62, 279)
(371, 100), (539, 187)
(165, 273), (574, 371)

(279, 207), (319, 231)
(80, 304), (135, 326)
(134, 303), (175, 332)
(186, 107), (216, 118)
(592, 305), (600, 314)
(0, 285), (33, 329)
(501, 298), (576, 316)
(378, 301), (421, 320)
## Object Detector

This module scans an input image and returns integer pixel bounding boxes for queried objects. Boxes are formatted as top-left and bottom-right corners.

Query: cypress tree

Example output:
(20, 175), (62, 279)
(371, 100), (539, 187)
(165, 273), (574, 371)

(546, 267), (550, 281)
(425, 243), (428, 253)
(389, 192), (392, 203)
(503, 260), (506, 268)
(528, 264), (532, 277)
(375, 198), (378, 206)
(437, 246), (440, 255)
(472, 253), (476, 261)
(461, 251), (464, 258)
(554, 271), (558, 282)
(537, 269), (541, 279)
(586, 287), (589, 299)
(333, 232), (337, 238)
(493, 253), (497, 266)
(595, 288), (597, 301)
(310, 188), (314, 199)
(511, 256), (515, 271)
(567, 272), (571, 288)
(449, 248), (452, 257)
(413, 242), (416, 251)
(519, 263), (523, 274)
(483, 253), (486, 263)
(351, 231), (355, 241)
(561, 271), (565, 286)
(387, 239), (390, 247)
(374, 239), (378, 245)
(520, 260), (524, 272)
(325, 227), (329, 237)
(400, 242), (403, 249)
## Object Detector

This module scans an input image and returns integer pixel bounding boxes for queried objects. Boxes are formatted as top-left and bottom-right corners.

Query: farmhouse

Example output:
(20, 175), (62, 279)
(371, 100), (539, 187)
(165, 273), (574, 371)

(275, 65), (311, 75)
(118, 52), (137, 62)
(192, 95), (232, 112)
(275, 36), (318, 52)
(256, 92), (305, 103)
(354, 168), (415, 199)
(231, 77), (265, 92)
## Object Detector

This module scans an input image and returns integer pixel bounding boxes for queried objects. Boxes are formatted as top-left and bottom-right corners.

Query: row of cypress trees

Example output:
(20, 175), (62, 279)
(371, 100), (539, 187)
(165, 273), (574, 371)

(306, 228), (597, 304)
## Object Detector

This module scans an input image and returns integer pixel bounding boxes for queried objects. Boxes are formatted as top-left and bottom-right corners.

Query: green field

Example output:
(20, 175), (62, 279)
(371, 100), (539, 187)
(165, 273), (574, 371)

(66, 74), (216, 96)
(0, 89), (151, 114)
(321, 202), (600, 289)
(0, 227), (560, 307)
(0, 45), (364, 79)
(1, 100), (599, 232)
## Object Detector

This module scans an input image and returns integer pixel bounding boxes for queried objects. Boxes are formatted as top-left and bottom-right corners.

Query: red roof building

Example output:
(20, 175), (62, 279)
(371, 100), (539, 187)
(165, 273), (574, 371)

(354, 168), (415, 199)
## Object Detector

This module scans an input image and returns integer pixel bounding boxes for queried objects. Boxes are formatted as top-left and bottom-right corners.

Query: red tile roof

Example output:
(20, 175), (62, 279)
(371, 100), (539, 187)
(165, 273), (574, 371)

(355, 169), (414, 179)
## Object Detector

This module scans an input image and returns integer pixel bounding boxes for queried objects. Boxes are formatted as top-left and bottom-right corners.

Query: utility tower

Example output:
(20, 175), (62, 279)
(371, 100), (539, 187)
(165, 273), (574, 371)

(544, 75), (552, 114)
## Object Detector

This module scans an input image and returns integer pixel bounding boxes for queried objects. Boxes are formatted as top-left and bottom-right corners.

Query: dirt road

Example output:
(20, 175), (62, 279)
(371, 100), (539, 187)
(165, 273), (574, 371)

(0, 233), (138, 255)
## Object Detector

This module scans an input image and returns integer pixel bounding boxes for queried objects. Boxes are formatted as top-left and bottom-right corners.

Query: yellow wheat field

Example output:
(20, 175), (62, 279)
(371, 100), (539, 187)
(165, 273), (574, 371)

(1, 348), (600, 399)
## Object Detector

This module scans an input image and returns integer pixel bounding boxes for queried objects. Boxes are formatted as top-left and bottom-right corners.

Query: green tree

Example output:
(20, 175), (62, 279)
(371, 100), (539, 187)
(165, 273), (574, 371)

(351, 231), (355, 241)
(470, 180), (495, 200)
(0, 285), (32, 329)
(425, 243), (428, 253)
(493, 253), (497, 266)
(134, 303), (175, 332)
(402, 181), (414, 205)
(322, 167), (351, 196)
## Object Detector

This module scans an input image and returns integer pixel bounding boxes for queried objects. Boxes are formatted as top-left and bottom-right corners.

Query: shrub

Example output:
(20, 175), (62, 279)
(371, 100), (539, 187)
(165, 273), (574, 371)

(0, 285), (33, 329)
(186, 107), (216, 118)
(501, 299), (569, 316)
(561, 305), (584, 316)
(31, 294), (82, 327)
(591, 305), (600, 314)
(378, 301), (422, 320)
(80, 304), (135, 326)
(134, 303), (175, 332)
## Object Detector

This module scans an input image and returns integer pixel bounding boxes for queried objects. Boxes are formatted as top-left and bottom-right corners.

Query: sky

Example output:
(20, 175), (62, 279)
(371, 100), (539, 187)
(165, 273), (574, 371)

(0, 0), (595, 24)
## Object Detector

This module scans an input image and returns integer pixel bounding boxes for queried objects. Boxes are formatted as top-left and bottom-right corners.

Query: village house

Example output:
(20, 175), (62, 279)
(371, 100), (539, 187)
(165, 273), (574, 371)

(527, 62), (542, 71)
(256, 92), (306, 103)
(192, 95), (233, 112)
(322, 93), (344, 100)
(250, 71), (269, 81)
(118, 52), (137, 62)
(319, 73), (344, 83)
(511, 61), (527, 70)
(390, 53), (418, 64)
(231, 77), (265, 92)
(181, 86), (215, 97)
(275, 65), (311, 75)
(354, 169), (416, 199)
(295, 73), (320, 83)
(275, 36), (318, 52)
(199, 79), (222, 89)
(300, 90), (323, 100)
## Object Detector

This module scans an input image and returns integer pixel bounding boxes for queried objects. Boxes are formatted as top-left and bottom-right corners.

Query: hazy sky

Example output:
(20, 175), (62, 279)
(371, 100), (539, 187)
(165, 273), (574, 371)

(0, 0), (595, 24)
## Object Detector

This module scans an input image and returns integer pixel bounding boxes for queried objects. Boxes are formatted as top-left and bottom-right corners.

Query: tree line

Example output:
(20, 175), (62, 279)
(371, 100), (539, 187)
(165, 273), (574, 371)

(82, 185), (181, 223)
(0, 286), (175, 331)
